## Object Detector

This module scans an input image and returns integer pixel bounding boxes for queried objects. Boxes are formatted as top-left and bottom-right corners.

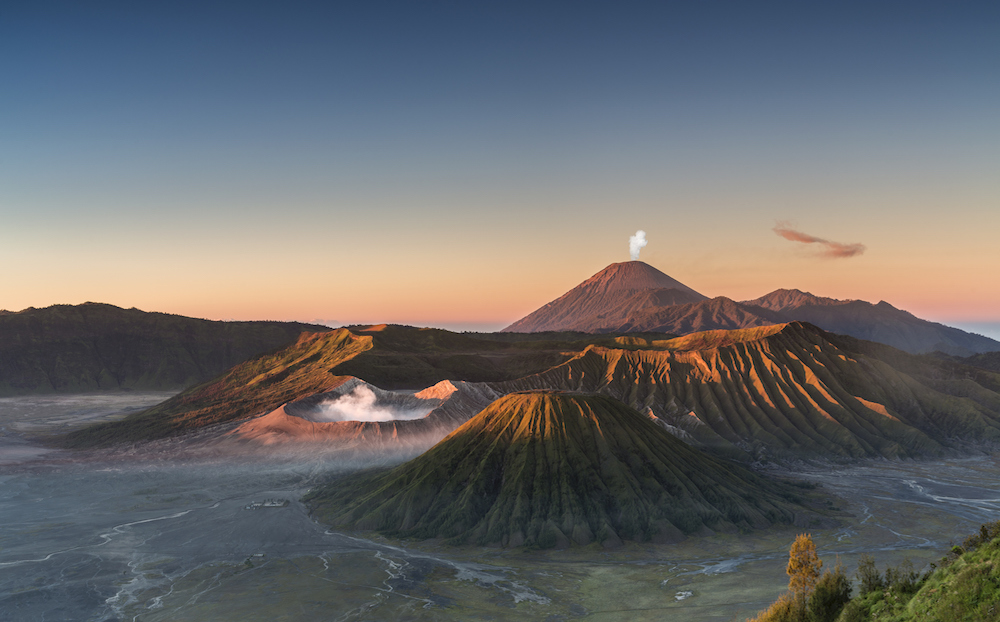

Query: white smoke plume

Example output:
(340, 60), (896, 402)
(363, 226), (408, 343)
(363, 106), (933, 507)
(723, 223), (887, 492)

(629, 230), (648, 260)
(315, 386), (432, 422)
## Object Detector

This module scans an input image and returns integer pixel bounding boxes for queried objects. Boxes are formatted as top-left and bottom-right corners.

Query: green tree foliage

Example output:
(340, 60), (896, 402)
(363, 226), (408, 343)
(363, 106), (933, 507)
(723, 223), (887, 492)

(807, 563), (851, 622)
(855, 554), (883, 596)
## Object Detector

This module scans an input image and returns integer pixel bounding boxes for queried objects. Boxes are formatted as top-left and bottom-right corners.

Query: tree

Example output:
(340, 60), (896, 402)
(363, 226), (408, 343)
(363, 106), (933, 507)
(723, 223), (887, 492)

(787, 533), (823, 596)
(855, 554), (883, 595)
(807, 562), (852, 622)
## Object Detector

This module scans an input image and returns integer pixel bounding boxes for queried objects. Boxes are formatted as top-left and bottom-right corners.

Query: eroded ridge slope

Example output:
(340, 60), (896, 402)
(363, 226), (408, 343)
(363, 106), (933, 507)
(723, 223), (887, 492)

(307, 392), (813, 548)
(497, 323), (1000, 460)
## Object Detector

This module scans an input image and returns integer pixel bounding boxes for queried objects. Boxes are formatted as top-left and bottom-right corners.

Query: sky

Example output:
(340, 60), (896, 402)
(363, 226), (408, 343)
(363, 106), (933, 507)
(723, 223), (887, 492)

(1, 2), (998, 335)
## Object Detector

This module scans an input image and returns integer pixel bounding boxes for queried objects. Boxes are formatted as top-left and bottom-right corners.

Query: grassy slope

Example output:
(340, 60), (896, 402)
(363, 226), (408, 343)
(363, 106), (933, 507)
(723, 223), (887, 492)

(499, 323), (1000, 460)
(894, 536), (1000, 621)
(307, 392), (817, 548)
(834, 523), (1000, 622)
(0, 302), (326, 395)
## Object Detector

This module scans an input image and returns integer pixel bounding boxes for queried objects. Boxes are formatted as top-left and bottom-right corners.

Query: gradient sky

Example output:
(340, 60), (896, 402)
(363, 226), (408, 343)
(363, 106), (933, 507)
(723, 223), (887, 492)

(2, 2), (998, 335)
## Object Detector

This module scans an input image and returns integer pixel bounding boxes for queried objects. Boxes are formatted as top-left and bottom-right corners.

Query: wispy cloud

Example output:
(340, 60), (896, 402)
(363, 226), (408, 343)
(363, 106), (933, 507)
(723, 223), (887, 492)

(773, 223), (866, 258)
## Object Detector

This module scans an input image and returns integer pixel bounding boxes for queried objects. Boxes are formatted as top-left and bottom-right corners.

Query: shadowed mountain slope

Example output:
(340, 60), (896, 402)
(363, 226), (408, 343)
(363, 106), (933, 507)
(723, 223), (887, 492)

(744, 289), (1000, 355)
(0, 303), (328, 396)
(497, 323), (1000, 461)
(307, 392), (816, 548)
(610, 296), (786, 334)
(939, 351), (1000, 373)
(742, 288), (843, 312)
(503, 261), (706, 333)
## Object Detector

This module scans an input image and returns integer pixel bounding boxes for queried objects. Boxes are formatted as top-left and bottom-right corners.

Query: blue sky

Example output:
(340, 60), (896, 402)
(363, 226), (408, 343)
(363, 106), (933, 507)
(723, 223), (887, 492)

(1, 1), (997, 332)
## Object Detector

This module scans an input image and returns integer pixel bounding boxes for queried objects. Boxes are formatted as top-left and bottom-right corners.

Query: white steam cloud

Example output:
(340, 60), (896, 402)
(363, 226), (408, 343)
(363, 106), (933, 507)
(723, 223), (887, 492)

(629, 230), (648, 260)
(315, 386), (433, 422)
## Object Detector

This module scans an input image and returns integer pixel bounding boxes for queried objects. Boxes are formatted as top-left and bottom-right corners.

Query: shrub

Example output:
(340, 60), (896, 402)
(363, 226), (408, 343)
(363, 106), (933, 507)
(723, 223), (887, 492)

(855, 554), (883, 596)
(806, 563), (851, 622)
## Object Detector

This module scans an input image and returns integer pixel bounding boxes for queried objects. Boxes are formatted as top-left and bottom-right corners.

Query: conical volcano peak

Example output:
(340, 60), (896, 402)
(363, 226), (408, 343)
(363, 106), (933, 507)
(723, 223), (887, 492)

(581, 261), (703, 296)
(308, 390), (809, 548)
(502, 261), (706, 333)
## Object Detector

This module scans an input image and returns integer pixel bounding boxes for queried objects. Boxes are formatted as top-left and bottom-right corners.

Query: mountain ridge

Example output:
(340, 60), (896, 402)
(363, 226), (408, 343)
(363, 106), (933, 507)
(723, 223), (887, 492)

(496, 321), (1000, 461)
(0, 302), (329, 396)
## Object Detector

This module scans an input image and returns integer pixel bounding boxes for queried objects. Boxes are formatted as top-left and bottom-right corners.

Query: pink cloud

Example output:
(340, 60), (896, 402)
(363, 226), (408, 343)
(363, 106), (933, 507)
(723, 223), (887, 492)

(773, 224), (866, 259)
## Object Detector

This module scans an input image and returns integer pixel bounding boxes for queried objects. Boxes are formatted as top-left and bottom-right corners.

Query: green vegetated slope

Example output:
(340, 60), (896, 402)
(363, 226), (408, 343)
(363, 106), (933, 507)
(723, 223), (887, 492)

(752, 521), (1000, 621)
(0, 303), (326, 395)
(855, 523), (1000, 622)
(59, 325), (635, 447)
(498, 322), (1000, 461)
(307, 392), (819, 548)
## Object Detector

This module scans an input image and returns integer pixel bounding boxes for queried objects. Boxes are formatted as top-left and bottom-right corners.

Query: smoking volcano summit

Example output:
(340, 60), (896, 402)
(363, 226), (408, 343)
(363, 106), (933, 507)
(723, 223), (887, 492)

(503, 261), (1000, 355)
(503, 261), (708, 334)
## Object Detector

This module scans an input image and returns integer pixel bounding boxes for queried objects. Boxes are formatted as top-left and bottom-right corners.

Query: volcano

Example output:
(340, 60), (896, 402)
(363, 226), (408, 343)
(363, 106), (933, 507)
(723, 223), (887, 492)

(307, 392), (813, 548)
(503, 263), (1000, 355)
(503, 261), (707, 333)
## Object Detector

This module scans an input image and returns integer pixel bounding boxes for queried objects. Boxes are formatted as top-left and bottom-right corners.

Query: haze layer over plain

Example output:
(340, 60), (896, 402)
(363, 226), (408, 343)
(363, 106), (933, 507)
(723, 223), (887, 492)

(4, 393), (1000, 621)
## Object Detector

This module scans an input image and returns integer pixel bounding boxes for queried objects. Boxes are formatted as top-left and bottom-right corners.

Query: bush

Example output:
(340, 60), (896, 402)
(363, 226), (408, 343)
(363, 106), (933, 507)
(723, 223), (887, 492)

(746, 593), (805, 622)
(806, 563), (851, 622)
(855, 554), (883, 596)
(884, 558), (919, 595)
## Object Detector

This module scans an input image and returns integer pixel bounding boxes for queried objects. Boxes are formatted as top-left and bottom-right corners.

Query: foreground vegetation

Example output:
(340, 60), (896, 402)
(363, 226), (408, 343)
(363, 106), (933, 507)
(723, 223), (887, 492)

(749, 521), (1000, 621)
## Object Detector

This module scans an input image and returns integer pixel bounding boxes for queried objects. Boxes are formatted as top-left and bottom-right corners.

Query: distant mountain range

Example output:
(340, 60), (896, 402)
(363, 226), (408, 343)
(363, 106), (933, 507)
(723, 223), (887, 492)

(0, 303), (328, 396)
(503, 261), (1000, 356)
